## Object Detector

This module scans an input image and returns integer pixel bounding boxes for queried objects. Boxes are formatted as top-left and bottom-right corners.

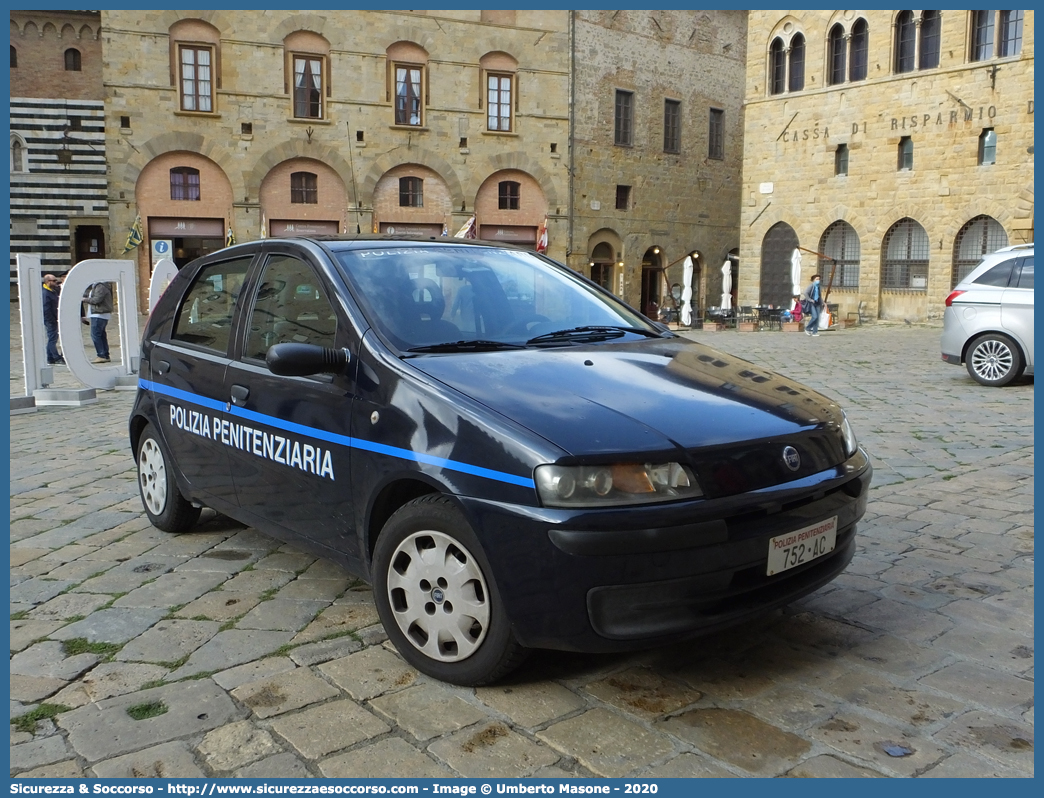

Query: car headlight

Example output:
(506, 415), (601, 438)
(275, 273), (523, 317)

(840, 413), (859, 457)
(535, 462), (703, 508)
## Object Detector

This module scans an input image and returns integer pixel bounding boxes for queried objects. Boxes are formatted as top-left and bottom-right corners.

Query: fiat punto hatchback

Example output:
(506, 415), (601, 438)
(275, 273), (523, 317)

(130, 237), (871, 685)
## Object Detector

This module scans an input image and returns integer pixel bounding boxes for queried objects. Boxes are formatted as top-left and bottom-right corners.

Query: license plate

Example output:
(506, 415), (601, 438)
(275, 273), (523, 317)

(766, 516), (837, 576)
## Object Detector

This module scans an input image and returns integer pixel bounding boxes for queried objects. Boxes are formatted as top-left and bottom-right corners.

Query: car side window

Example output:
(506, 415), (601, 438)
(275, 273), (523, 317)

(1015, 257), (1033, 290)
(973, 258), (1017, 287)
(170, 257), (252, 354)
(244, 254), (338, 361)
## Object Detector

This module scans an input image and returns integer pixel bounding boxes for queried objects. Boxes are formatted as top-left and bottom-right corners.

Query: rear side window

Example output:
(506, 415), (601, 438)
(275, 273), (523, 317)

(171, 257), (253, 353)
(973, 258), (1017, 287)
(244, 254), (338, 361)
(1015, 256), (1033, 289)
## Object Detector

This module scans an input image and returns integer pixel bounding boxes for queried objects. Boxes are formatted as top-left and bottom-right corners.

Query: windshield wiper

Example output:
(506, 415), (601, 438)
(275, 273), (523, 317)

(406, 339), (527, 354)
(526, 325), (664, 345)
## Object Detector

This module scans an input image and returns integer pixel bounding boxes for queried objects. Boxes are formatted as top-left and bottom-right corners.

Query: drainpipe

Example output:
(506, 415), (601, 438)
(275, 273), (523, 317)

(567, 10), (576, 269)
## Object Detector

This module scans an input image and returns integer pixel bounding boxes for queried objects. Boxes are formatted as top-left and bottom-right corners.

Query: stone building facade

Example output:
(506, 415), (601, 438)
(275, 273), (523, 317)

(739, 10), (1034, 322)
(101, 10), (572, 310)
(9, 10), (107, 291)
(570, 10), (747, 317)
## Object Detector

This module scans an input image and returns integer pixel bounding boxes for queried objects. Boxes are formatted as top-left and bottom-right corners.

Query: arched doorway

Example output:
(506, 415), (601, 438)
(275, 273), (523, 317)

(760, 222), (798, 308)
(640, 246), (663, 317)
(591, 242), (614, 291)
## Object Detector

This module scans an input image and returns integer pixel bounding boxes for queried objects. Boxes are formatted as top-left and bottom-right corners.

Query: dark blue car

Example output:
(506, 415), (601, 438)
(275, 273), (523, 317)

(130, 237), (871, 685)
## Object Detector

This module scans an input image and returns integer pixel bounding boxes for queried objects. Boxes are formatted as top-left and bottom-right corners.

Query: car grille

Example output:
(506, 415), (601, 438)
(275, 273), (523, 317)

(688, 431), (845, 499)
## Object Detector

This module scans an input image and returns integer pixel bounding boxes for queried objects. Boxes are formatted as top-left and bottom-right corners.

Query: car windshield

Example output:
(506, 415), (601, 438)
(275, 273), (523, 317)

(332, 244), (658, 351)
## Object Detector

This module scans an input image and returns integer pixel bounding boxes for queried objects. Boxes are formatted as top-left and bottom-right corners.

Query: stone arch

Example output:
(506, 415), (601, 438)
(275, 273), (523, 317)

(760, 221), (800, 308)
(42, 22), (57, 39)
(61, 24), (76, 40)
(272, 14), (332, 43)
(115, 131), (245, 201)
(246, 140), (357, 207)
(361, 149), (464, 209)
(938, 199), (1015, 244)
(22, 21), (38, 39)
(153, 10), (237, 34)
(767, 15), (804, 49)
(587, 227), (623, 258)
(79, 24), (96, 40)
(479, 49), (519, 70)
(479, 151), (558, 209)
(380, 27), (439, 57)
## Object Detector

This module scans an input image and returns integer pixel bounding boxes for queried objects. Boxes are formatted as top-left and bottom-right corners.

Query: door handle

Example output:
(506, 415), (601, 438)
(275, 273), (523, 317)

(155, 360), (170, 374)
(230, 384), (250, 405)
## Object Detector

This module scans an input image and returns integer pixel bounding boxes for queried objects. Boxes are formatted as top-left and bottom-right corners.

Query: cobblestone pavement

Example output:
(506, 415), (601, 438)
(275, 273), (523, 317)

(10, 312), (1033, 778)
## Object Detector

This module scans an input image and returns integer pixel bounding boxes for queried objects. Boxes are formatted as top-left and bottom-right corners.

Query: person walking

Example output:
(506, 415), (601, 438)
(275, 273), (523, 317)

(84, 280), (113, 363)
(42, 274), (65, 365)
(804, 274), (824, 336)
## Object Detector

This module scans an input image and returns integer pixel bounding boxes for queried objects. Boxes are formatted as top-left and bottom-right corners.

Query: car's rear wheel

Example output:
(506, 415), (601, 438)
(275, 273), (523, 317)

(136, 422), (201, 532)
(372, 495), (527, 685)
(966, 333), (1023, 387)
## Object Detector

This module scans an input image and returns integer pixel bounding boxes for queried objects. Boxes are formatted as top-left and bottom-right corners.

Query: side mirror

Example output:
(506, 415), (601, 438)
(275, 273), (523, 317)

(266, 342), (350, 377)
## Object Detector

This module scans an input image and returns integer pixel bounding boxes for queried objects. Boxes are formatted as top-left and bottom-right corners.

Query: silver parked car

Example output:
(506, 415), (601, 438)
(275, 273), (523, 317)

(941, 243), (1034, 386)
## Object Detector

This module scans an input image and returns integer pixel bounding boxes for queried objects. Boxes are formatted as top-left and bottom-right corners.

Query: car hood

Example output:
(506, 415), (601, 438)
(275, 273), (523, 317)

(407, 338), (844, 457)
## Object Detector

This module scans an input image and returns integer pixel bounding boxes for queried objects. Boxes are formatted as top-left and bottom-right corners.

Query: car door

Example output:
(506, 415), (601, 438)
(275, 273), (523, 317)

(223, 246), (360, 557)
(1002, 255), (1034, 363)
(149, 254), (254, 507)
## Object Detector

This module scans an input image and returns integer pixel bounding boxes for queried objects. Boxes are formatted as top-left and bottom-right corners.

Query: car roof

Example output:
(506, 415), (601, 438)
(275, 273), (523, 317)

(268, 235), (531, 253)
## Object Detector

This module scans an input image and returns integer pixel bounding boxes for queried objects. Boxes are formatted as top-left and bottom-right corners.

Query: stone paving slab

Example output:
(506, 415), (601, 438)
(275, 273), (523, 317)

(58, 680), (242, 763)
(8, 322), (1035, 778)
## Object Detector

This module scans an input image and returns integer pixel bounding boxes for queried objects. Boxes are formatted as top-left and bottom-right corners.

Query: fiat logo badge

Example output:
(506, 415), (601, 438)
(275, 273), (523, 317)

(782, 446), (801, 471)
(431, 587), (446, 604)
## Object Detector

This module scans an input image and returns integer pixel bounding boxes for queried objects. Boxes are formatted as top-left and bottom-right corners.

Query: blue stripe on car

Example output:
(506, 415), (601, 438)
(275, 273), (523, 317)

(140, 379), (536, 489)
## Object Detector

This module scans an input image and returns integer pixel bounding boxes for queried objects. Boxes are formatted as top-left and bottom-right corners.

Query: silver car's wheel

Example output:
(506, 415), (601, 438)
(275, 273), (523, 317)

(138, 437), (168, 516)
(372, 495), (527, 685)
(387, 530), (490, 662)
(967, 334), (1022, 387)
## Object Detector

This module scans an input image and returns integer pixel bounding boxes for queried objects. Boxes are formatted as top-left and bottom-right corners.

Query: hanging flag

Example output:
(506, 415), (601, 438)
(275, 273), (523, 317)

(225, 226), (235, 247)
(373, 216), (379, 234)
(535, 215), (549, 254)
(441, 224), (448, 237)
(121, 214), (144, 254)
(260, 213), (267, 240)
(454, 215), (477, 239)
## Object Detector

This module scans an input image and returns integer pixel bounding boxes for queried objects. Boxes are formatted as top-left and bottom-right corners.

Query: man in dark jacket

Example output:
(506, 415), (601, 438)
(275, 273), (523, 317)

(85, 281), (113, 363)
(42, 274), (64, 365)
(804, 274), (824, 337)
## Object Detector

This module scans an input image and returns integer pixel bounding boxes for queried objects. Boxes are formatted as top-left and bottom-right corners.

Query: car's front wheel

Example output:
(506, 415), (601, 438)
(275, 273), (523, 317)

(372, 495), (527, 685)
(136, 422), (201, 532)
(966, 333), (1023, 387)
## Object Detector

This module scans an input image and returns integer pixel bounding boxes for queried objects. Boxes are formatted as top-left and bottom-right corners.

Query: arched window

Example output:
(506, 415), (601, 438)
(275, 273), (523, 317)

(952, 216), (1008, 286)
(481, 52), (518, 133)
(171, 19), (221, 114)
(920, 11), (941, 69)
(769, 38), (785, 95)
(170, 166), (201, 201)
(388, 42), (429, 127)
(64, 48), (81, 71)
(290, 172), (318, 204)
(850, 19), (869, 81)
(498, 180), (520, 210)
(882, 218), (930, 290)
(819, 221), (861, 288)
(11, 136), (27, 173)
(398, 176), (423, 207)
(788, 34), (805, 91)
(10, 45), (17, 69)
(895, 11), (916, 73)
(828, 25), (846, 85)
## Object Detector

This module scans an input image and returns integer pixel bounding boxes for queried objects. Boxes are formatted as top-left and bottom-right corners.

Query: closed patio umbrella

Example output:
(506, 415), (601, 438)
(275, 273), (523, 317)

(791, 248), (803, 298)
(720, 260), (732, 310)
(680, 255), (694, 326)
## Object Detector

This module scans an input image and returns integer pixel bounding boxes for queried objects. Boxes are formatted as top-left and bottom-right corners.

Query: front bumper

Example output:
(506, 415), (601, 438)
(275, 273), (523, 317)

(462, 447), (872, 652)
